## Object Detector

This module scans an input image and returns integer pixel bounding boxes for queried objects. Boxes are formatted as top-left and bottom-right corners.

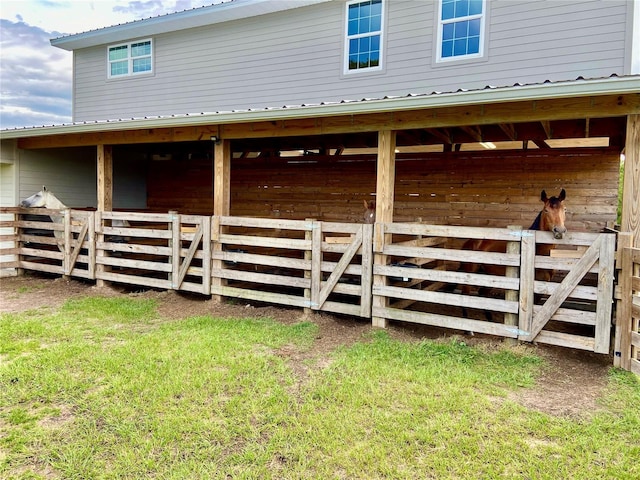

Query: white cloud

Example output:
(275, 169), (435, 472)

(0, 1), (214, 129)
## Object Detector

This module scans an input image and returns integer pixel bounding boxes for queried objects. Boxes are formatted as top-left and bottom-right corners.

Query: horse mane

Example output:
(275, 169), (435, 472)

(529, 211), (542, 231)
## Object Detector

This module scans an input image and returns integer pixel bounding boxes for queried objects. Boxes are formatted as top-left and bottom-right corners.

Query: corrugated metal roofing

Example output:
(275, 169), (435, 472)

(1, 75), (639, 138)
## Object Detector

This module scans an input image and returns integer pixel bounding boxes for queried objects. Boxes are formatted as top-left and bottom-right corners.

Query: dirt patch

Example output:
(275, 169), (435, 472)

(0, 272), (612, 418)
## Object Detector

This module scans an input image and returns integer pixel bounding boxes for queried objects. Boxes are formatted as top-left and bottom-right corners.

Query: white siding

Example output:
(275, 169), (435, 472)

(0, 149), (17, 276)
(72, 0), (630, 122)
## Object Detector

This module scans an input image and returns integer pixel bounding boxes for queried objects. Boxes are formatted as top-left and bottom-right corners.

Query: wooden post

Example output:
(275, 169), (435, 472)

(95, 210), (105, 287)
(614, 232), (633, 368)
(97, 144), (113, 212)
(372, 130), (396, 328)
(63, 209), (71, 278)
(304, 218), (315, 317)
(170, 210), (180, 290)
(212, 139), (231, 301)
(504, 226), (522, 345)
(96, 145), (112, 288)
(622, 114), (640, 248)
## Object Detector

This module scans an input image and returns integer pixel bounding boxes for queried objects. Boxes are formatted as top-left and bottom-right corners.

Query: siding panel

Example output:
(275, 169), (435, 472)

(72, 0), (630, 122)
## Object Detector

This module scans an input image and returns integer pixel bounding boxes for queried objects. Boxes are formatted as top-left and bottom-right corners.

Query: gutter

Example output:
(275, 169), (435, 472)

(1, 76), (639, 140)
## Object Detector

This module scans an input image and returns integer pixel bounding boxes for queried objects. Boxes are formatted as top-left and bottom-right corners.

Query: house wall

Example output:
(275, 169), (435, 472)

(71, 0), (630, 122)
(0, 149), (17, 275)
(13, 147), (146, 210)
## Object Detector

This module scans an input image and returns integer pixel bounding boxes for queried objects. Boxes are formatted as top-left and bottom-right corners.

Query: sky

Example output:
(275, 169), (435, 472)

(0, 0), (215, 130)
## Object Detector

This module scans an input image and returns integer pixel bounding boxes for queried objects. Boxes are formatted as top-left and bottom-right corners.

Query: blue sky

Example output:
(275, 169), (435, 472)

(0, 1), (213, 130)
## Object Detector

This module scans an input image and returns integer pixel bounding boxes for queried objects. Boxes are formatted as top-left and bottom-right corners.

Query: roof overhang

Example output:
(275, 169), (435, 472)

(2, 76), (639, 141)
(50, 0), (331, 51)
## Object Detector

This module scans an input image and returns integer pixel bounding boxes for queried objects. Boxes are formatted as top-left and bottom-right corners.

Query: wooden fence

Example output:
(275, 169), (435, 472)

(614, 233), (640, 374)
(0, 207), (625, 363)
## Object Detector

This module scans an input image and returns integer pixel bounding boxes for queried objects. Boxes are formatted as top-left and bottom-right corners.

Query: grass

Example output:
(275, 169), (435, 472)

(1, 296), (639, 479)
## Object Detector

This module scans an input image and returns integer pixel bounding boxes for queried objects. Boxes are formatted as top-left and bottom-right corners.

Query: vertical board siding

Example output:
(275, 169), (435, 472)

(71, 0), (630, 122)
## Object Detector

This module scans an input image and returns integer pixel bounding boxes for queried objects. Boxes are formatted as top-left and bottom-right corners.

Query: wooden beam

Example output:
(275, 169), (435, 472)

(17, 94), (640, 149)
(372, 130), (396, 329)
(622, 114), (640, 247)
(499, 123), (517, 140)
(213, 139), (231, 216)
(97, 144), (112, 211)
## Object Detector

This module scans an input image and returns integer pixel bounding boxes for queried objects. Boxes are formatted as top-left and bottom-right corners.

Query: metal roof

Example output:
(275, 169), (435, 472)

(50, 0), (331, 51)
(1, 75), (639, 140)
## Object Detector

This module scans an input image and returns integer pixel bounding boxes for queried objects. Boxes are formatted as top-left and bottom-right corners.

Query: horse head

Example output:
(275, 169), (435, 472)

(363, 200), (376, 224)
(20, 186), (66, 209)
(539, 189), (567, 239)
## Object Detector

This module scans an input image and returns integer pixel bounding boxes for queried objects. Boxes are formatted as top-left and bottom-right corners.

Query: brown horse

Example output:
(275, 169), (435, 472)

(363, 200), (376, 224)
(462, 189), (567, 289)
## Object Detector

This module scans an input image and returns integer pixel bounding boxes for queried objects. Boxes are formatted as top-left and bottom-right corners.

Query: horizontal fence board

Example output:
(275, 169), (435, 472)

(534, 330), (595, 351)
(220, 216), (311, 231)
(19, 261), (64, 275)
(97, 242), (172, 256)
(374, 285), (519, 314)
(97, 256), (173, 272)
(212, 268), (310, 289)
(213, 285), (309, 309)
(21, 248), (63, 261)
(212, 251), (309, 270)
(373, 306), (518, 338)
(374, 264), (519, 290)
(97, 271), (171, 289)
(218, 234), (310, 250)
(383, 244), (520, 267)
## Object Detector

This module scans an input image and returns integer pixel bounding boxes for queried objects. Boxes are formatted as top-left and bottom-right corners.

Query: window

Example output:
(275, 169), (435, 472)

(345, 0), (383, 73)
(108, 39), (152, 78)
(438, 0), (485, 62)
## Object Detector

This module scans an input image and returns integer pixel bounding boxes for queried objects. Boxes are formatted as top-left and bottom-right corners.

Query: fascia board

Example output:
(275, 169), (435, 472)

(2, 76), (639, 140)
(51, 0), (331, 51)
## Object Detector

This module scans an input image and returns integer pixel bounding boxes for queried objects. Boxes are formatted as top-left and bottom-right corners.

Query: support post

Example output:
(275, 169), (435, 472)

(622, 114), (640, 248)
(212, 139), (231, 302)
(372, 130), (396, 328)
(96, 145), (112, 288)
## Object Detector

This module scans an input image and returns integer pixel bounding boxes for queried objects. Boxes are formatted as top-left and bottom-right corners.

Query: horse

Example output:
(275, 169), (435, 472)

(363, 200), (376, 224)
(20, 186), (130, 250)
(461, 188), (567, 299)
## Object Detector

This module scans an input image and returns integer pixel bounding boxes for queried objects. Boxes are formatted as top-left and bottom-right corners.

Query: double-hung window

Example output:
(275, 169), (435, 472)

(108, 39), (153, 78)
(437, 0), (485, 62)
(345, 0), (384, 73)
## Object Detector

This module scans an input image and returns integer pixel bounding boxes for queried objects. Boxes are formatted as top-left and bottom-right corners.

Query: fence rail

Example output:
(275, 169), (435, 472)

(0, 207), (625, 364)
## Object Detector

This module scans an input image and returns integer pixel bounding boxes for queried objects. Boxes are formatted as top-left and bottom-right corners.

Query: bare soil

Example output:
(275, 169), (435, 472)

(1, 272), (612, 418)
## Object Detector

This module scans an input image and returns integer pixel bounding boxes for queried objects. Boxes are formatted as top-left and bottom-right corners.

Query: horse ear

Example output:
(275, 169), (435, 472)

(558, 189), (566, 201)
(43, 185), (47, 192)
(540, 190), (548, 202)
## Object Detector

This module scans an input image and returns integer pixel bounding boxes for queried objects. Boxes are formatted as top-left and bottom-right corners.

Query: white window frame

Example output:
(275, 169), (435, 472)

(343, 0), (385, 75)
(436, 0), (486, 63)
(107, 39), (153, 79)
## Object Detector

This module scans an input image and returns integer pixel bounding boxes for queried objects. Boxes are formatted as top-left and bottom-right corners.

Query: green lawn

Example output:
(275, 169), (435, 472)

(1, 296), (638, 479)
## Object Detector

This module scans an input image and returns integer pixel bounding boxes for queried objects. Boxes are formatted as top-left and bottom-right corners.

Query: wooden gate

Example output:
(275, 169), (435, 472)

(371, 223), (616, 354)
(518, 231), (616, 353)
(615, 235), (640, 374)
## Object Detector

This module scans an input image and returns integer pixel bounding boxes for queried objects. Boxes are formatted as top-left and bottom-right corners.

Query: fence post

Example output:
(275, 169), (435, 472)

(372, 222), (389, 328)
(169, 211), (180, 290)
(202, 215), (212, 296)
(63, 208), (71, 278)
(304, 218), (315, 316)
(504, 225), (522, 344)
(88, 212), (96, 280)
(211, 215), (223, 302)
(95, 210), (106, 288)
(615, 233), (633, 369)
(518, 230), (536, 340)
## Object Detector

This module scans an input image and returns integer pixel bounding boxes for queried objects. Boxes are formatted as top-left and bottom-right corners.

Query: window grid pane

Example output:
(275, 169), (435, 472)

(439, 0), (483, 59)
(108, 40), (152, 78)
(346, 0), (383, 71)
